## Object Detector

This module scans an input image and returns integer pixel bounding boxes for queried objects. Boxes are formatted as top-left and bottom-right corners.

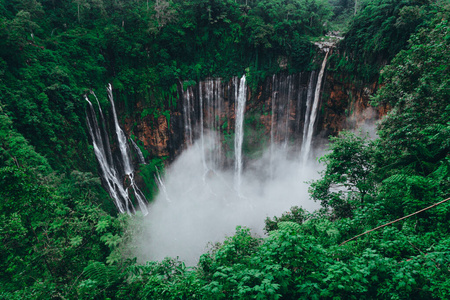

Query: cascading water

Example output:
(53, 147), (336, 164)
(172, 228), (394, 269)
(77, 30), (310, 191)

(284, 75), (292, 149)
(302, 71), (317, 150)
(133, 53), (335, 263)
(154, 167), (171, 203)
(179, 68), (328, 183)
(86, 86), (149, 215)
(85, 97), (128, 214)
(130, 138), (146, 165)
(269, 75), (276, 178)
(107, 84), (133, 175)
(301, 50), (329, 164)
(204, 78), (224, 169)
(199, 82), (207, 171)
(86, 52), (331, 220)
(182, 86), (194, 146)
(270, 74), (305, 152)
(191, 78), (227, 174)
(234, 75), (246, 192)
(91, 90), (114, 167)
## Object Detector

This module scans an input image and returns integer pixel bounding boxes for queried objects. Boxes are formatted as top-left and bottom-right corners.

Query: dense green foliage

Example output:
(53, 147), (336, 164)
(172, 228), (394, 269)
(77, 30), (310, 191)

(333, 0), (444, 81)
(0, 0), (331, 173)
(1, 0), (450, 298)
(0, 0), (330, 297)
(98, 10), (449, 299)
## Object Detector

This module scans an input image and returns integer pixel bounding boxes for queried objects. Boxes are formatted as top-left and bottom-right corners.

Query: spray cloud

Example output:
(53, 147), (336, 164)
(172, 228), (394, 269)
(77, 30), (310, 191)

(130, 135), (324, 265)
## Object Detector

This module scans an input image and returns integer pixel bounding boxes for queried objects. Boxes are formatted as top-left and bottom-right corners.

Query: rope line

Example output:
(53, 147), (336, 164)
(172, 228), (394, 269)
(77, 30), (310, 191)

(339, 197), (450, 246)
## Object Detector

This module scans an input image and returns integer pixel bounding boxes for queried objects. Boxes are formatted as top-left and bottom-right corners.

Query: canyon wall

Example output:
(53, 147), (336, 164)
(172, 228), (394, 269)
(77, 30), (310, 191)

(118, 51), (386, 165)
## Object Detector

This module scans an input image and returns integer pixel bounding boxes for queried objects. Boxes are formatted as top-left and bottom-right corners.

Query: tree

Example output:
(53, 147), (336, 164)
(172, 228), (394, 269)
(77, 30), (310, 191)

(310, 131), (376, 218)
(372, 17), (450, 178)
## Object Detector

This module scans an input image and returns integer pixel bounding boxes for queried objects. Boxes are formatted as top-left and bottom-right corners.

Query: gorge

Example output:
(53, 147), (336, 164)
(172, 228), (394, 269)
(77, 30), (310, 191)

(85, 44), (380, 262)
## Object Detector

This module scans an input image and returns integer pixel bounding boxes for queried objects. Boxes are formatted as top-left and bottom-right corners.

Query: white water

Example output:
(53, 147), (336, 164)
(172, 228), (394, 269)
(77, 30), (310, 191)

(183, 86), (194, 145)
(269, 76), (276, 178)
(284, 75), (292, 149)
(108, 84), (133, 176)
(234, 75), (246, 192)
(199, 82), (207, 171)
(154, 167), (171, 203)
(107, 84), (148, 215)
(85, 97), (128, 213)
(301, 50), (329, 164)
(86, 86), (149, 215)
(90, 90), (114, 166)
(130, 138), (146, 165)
(302, 71), (316, 151)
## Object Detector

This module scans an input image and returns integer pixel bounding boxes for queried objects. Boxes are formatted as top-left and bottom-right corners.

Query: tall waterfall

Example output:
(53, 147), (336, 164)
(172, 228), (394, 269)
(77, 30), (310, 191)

(85, 86), (149, 215)
(108, 84), (133, 175)
(91, 90), (114, 167)
(182, 78), (228, 173)
(234, 75), (246, 192)
(204, 78), (224, 169)
(182, 86), (194, 146)
(301, 50), (329, 164)
(302, 71), (317, 152)
(133, 61), (333, 262)
(85, 97), (128, 213)
(199, 82), (207, 171)
(179, 67), (329, 183)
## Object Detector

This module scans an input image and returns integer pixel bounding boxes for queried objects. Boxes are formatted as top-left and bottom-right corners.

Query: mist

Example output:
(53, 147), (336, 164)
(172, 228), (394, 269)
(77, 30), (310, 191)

(347, 106), (379, 139)
(130, 134), (325, 265)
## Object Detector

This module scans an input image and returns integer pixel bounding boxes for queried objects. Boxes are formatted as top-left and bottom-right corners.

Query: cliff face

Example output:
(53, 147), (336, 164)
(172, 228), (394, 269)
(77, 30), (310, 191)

(320, 72), (383, 136)
(90, 51), (387, 212)
(123, 102), (184, 161)
(119, 56), (386, 164)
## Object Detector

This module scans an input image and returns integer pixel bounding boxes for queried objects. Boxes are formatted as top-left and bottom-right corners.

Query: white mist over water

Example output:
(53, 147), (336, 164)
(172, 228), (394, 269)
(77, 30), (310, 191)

(131, 136), (324, 266)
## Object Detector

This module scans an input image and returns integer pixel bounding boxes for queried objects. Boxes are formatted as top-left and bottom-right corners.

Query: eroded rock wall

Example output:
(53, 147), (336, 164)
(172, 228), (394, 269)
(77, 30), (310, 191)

(118, 60), (387, 164)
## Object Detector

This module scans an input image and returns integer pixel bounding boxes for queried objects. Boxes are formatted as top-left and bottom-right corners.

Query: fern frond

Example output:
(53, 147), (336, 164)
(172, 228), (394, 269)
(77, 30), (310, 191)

(277, 221), (302, 232)
(82, 261), (121, 287)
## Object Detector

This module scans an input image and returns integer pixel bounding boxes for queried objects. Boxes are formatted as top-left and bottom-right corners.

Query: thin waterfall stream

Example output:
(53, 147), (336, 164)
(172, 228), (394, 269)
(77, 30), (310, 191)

(234, 75), (246, 193)
(301, 50), (330, 164)
(130, 138), (146, 165)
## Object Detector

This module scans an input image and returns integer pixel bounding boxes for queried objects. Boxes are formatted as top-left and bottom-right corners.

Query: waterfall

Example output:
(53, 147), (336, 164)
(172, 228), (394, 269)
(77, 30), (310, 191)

(199, 82), (207, 171)
(85, 97), (128, 214)
(107, 85), (132, 175)
(183, 86), (194, 145)
(130, 138), (146, 164)
(234, 75), (246, 192)
(195, 78), (226, 172)
(155, 167), (171, 203)
(301, 50), (329, 164)
(90, 90), (113, 167)
(86, 86), (149, 216)
(302, 71), (317, 148)
(130, 173), (149, 213)
(284, 75), (292, 149)
(270, 75), (276, 178)
(270, 74), (297, 151)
